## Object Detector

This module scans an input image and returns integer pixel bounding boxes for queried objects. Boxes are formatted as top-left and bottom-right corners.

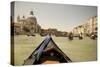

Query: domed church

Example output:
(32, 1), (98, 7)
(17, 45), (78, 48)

(16, 11), (41, 35)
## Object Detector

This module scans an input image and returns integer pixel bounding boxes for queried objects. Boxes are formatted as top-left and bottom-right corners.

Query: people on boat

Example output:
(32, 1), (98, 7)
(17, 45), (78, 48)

(90, 32), (97, 40)
(68, 32), (73, 40)
(78, 32), (83, 40)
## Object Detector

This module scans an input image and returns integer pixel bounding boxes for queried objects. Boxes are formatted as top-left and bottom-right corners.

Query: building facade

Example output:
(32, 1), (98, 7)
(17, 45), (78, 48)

(72, 16), (97, 36)
(86, 16), (97, 34)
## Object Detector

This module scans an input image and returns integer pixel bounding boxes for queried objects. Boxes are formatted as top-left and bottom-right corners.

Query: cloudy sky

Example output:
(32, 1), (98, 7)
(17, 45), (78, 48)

(13, 1), (97, 32)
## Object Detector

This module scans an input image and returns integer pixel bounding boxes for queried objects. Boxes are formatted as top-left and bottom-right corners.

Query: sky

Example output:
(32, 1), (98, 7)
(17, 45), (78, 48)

(13, 1), (97, 32)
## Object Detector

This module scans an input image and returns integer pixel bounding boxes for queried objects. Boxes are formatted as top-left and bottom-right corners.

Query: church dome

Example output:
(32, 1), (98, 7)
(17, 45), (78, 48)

(26, 16), (37, 25)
